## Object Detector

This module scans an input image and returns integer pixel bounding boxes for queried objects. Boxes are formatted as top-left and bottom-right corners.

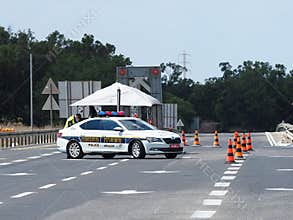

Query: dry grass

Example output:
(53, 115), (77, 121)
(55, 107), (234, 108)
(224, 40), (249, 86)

(0, 123), (61, 132)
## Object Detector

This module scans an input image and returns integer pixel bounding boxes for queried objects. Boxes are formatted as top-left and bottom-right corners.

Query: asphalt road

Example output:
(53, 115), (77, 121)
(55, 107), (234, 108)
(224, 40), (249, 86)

(0, 133), (292, 220)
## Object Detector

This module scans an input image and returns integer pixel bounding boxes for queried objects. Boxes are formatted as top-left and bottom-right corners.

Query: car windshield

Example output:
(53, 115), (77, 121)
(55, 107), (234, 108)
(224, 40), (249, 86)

(119, 119), (154, 130)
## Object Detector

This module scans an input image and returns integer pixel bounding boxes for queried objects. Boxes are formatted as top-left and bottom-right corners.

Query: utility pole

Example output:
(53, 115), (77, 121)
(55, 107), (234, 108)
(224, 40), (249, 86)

(30, 52), (33, 130)
(179, 51), (190, 79)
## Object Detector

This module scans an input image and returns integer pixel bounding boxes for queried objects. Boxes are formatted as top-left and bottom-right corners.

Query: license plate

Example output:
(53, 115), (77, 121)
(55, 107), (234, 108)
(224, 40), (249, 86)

(170, 144), (180, 148)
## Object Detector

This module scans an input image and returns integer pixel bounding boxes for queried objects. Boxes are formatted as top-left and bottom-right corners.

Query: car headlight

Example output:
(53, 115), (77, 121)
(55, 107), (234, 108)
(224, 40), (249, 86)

(146, 137), (163, 143)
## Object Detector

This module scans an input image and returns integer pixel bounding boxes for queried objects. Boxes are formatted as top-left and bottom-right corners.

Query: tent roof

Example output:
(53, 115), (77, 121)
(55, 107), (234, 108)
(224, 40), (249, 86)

(71, 82), (161, 107)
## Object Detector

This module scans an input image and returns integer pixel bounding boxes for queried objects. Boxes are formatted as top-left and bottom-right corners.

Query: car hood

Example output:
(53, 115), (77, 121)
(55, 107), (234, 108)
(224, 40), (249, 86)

(125, 130), (180, 139)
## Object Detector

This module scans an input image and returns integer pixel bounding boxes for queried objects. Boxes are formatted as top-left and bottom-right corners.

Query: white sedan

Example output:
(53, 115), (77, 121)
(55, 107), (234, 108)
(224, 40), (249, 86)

(57, 117), (183, 159)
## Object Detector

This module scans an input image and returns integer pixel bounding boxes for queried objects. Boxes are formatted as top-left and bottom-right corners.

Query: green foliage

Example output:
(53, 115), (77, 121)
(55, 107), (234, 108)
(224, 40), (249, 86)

(162, 61), (293, 131)
(0, 27), (131, 125)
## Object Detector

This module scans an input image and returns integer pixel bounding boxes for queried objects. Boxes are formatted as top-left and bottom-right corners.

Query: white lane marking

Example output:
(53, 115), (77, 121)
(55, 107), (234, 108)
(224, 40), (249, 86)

(276, 169), (293, 171)
(27, 156), (41, 159)
(231, 163), (242, 167)
(0, 158), (6, 160)
(62, 176), (77, 182)
(0, 162), (12, 166)
(41, 153), (53, 157)
(102, 190), (153, 195)
(120, 159), (129, 162)
(80, 171), (93, 176)
(224, 171), (238, 175)
(191, 210), (216, 219)
(221, 176), (236, 180)
(39, 184), (56, 189)
(97, 166), (107, 170)
(1, 173), (35, 176)
(234, 160), (244, 163)
(141, 170), (179, 174)
(209, 190), (228, 196)
(12, 159), (27, 163)
(108, 162), (119, 166)
(182, 156), (191, 159)
(0, 202), (2, 205)
(203, 199), (222, 206)
(11, 192), (36, 199)
(265, 132), (276, 146)
(214, 182), (230, 187)
(266, 188), (293, 191)
(52, 151), (61, 154)
(228, 167), (240, 170)
(268, 156), (293, 158)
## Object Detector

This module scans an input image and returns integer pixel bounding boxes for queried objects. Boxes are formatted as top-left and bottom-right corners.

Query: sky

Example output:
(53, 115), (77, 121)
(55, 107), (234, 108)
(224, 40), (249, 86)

(2, 0), (293, 82)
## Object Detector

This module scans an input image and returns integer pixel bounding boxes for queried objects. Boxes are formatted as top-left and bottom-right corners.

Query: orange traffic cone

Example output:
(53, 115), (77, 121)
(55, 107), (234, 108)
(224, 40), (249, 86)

(225, 139), (235, 163)
(181, 130), (187, 146)
(213, 130), (220, 147)
(235, 136), (245, 159)
(247, 132), (254, 151)
(241, 133), (248, 153)
(233, 132), (238, 154)
(193, 130), (200, 146)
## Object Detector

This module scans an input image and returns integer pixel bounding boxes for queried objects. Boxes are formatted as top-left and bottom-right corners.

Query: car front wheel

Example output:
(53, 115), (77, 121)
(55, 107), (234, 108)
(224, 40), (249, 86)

(130, 141), (146, 159)
(67, 141), (84, 159)
(165, 153), (177, 159)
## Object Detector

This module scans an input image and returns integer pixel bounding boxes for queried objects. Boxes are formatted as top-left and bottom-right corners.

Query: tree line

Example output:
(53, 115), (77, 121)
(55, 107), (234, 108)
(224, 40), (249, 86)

(0, 26), (292, 130)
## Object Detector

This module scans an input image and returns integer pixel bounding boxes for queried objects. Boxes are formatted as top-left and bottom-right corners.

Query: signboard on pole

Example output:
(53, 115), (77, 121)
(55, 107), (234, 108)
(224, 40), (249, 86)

(42, 78), (59, 94)
(42, 95), (60, 110)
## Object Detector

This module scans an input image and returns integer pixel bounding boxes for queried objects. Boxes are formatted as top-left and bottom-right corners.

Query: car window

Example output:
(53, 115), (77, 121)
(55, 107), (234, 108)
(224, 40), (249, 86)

(118, 119), (154, 130)
(80, 120), (102, 130)
(100, 120), (120, 130)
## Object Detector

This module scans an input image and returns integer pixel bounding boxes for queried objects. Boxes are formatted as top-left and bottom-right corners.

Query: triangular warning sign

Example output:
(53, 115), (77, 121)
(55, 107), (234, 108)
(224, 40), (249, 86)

(176, 119), (184, 127)
(42, 95), (60, 110)
(42, 78), (59, 94)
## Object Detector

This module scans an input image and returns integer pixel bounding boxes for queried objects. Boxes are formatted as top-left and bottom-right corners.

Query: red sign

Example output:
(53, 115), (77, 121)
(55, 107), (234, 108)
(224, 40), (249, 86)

(119, 68), (127, 76)
(151, 68), (160, 76)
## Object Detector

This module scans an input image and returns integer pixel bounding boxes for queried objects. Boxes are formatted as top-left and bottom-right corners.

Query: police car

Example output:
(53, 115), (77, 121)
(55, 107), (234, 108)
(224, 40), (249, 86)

(57, 114), (183, 159)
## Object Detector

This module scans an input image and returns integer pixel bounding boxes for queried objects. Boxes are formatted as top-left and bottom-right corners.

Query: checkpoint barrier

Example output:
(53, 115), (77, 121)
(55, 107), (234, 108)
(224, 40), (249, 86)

(0, 129), (59, 149)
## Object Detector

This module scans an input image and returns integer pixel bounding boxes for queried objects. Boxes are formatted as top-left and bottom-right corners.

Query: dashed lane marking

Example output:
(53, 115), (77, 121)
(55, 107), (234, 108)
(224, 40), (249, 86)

(12, 159), (28, 163)
(0, 202), (3, 205)
(268, 156), (293, 158)
(102, 190), (153, 195)
(39, 184), (56, 189)
(221, 176), (236, 180)
(224, 170), (238, 175)
(265, 188), (293, 191)
(0, 162), (12, 166)
(209, 190), (228, 196)
(1, 173), (35, 176)
(230, 163), (242, 167)
(203, 199), (222, 206)
(62, 177), (77, 182)
(276, 169), (293, 171)
(191, 210), (216, 219)
(41, 153), (53, 157)
(182, 156), (191, 159)
(120, 159), (129, 162)
(11, 192), (36, 199)
(27, 156), (42, 159)
(97, 166), (107, 170)
(108, 162), (119, 166)
(228, 167), (240, 170)
(80, 171), (93, 176)
(141, 170), (179, 174)
(214, 182), (230, 187)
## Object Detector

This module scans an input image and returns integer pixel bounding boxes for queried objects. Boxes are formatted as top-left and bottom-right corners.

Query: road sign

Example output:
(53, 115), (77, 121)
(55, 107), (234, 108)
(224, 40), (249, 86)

(42, 95), (60, 111)
(42, 78), (59, 95)
(176, 119), (184, 127)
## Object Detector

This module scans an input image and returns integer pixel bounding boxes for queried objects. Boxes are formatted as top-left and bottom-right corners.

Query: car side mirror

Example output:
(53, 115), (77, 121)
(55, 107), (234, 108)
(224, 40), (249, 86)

(114, 127), (124, 132)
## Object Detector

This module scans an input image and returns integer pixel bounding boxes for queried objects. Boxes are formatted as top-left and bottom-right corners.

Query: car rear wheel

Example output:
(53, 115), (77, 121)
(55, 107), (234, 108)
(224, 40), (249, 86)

(67, 141), (84, 159)
(102, 154), (115, 159)
(165, 153), (177, 159)
(130, 141), (145, 159)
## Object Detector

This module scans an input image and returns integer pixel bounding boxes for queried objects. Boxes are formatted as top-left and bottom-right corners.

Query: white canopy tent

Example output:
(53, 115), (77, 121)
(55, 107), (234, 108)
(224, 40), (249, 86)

(71, 82), (161, 107)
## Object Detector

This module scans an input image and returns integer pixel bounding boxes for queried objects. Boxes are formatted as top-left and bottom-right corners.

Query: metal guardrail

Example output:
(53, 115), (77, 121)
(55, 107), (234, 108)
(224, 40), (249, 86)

(0, 129), (59, 149)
